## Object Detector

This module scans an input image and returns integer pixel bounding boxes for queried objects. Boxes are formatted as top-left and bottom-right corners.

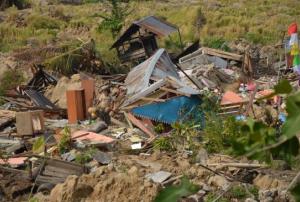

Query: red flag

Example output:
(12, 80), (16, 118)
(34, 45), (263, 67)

(288, 22), (298, 36)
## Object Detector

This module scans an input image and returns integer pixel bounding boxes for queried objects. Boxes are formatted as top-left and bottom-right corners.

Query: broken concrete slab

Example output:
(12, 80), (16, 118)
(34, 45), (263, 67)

(92, 151), (112, 165)
(146, 171), (172, 183)
(88, 121), (107, 133)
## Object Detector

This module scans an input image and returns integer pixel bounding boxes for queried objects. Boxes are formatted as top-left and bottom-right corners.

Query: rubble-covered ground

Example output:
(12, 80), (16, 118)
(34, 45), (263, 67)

(1, 1), (300, 202)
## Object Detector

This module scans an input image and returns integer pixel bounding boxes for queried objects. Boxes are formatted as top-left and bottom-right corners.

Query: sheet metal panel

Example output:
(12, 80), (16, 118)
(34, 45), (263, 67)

(135, 16), (178, 37)
(125, 49), (179, 96)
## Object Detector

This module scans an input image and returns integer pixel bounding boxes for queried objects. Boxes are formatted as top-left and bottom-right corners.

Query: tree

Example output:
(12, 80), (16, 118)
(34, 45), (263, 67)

(98, 0), (130, 38)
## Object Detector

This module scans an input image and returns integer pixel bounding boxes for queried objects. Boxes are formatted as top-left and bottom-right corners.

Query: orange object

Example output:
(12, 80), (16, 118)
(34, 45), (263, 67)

(221, 91), (243, 105)
(72, 130), (114, 143)
(66, 89), (86, 124)
(127, 113), (156, 140)
(81, 79), (95, 116)
(257, 89), (274, 97)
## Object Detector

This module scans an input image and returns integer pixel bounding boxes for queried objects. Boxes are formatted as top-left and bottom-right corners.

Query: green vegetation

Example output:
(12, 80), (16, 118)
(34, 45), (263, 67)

(75, 147), (96, 164)
(32, 136), (45, 154)
(58, 126), (72, 154)
(228, 185), (247, 199)
(97, 0), (130, 38)
(0, 69), (25, 95)
(205, 192), (229, 202)
(153, 136), (173, 151)
(27, 15), (62, 30)
(154, 177), (199, 202)
(1, 0), (299, 65)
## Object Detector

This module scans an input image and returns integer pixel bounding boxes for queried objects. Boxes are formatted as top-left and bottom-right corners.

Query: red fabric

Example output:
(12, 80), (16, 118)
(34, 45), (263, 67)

(288, 23), (298, 36)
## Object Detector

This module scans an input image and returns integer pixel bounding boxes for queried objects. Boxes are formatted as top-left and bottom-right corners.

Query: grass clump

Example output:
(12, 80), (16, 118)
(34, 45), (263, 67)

(0, 69), (25, 95)
(58, 126), (72, 154)
(27, 15), (62, 30)
(75, 147), (97, 165)
(202, 36), (230, 51)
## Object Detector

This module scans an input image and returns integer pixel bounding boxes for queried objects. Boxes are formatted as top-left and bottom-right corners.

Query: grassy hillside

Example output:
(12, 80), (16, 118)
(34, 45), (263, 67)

(1, 0), (300, 65)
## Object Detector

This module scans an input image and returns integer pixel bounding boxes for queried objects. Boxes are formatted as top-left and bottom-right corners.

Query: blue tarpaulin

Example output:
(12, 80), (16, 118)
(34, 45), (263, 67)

(131, 95), (203, 124)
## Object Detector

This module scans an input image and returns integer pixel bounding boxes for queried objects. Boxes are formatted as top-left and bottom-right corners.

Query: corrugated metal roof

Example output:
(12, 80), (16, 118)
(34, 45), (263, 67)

(135, 16), (178, 37)
(111, 16), (178, 48)
(125, 49), (179, 96)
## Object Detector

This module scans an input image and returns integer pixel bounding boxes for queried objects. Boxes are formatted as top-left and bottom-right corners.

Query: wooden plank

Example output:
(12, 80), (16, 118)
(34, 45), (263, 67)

(140, 97), (165, 102)
(122, 79), (167, 107)
(202, 47), (243, 61)
(45, 159), (84, 173)
(45, 165), (82, 176)
(122, 90), (168, 110)
(127, 113), (156, 141)
(43, 170), (71, 179)
(160, 87), (189, 96)
(36, 175), (65, 185)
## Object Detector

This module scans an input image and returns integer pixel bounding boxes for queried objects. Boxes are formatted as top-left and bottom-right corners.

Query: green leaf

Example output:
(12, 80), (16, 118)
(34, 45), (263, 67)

(32, 136), (45, 154)
(154, 177), (199, 202)
(285, 92), (300, 117)
(290, 183), (300, 202)
(282, 115), (300, 139)
(274, 79), (292, 94)
(272, 136), (300, 157)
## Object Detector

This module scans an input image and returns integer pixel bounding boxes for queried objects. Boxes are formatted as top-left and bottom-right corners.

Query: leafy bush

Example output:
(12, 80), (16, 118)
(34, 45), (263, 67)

(203, 114), (243, 153)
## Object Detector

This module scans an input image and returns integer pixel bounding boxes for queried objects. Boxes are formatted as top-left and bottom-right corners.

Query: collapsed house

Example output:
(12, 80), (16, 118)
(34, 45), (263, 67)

(121, 48), (202, 125)
(111, 16), (183, 63)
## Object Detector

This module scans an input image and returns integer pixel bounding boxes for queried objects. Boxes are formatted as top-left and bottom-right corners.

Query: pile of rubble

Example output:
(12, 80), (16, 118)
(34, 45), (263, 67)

(0, 15), (299, 202)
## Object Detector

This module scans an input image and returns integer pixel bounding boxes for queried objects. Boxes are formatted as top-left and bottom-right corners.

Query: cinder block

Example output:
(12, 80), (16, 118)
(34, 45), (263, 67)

(66, 89), (86, 124)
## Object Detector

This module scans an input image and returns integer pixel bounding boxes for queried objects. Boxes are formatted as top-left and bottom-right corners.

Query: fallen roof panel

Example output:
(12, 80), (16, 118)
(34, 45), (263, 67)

(135, 16), (178, 37)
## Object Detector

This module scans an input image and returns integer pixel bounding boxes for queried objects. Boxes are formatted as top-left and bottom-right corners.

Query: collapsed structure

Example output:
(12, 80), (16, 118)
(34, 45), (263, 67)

(111, 16), (182, 63)
(0, 15), (298, 202)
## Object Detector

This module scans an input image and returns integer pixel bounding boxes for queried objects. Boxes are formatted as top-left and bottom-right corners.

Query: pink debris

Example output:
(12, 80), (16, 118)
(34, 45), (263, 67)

(72, 130), (114, 143)
(0, 157), (27, 166)
(221, 91), (243, 105)
(246, 81), (257, 91)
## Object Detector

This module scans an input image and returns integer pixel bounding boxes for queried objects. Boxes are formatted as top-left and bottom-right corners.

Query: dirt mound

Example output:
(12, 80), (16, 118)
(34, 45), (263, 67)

(45, 74), (82, 108)
(37, 165), (160, 202)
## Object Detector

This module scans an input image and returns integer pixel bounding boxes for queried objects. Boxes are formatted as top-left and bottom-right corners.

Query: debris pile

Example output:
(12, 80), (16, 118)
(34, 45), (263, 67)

(0, 15), (299, 202)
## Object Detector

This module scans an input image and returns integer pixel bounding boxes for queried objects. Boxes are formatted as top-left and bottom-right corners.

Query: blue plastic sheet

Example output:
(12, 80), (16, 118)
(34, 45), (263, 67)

(131, 95), (202, 124)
